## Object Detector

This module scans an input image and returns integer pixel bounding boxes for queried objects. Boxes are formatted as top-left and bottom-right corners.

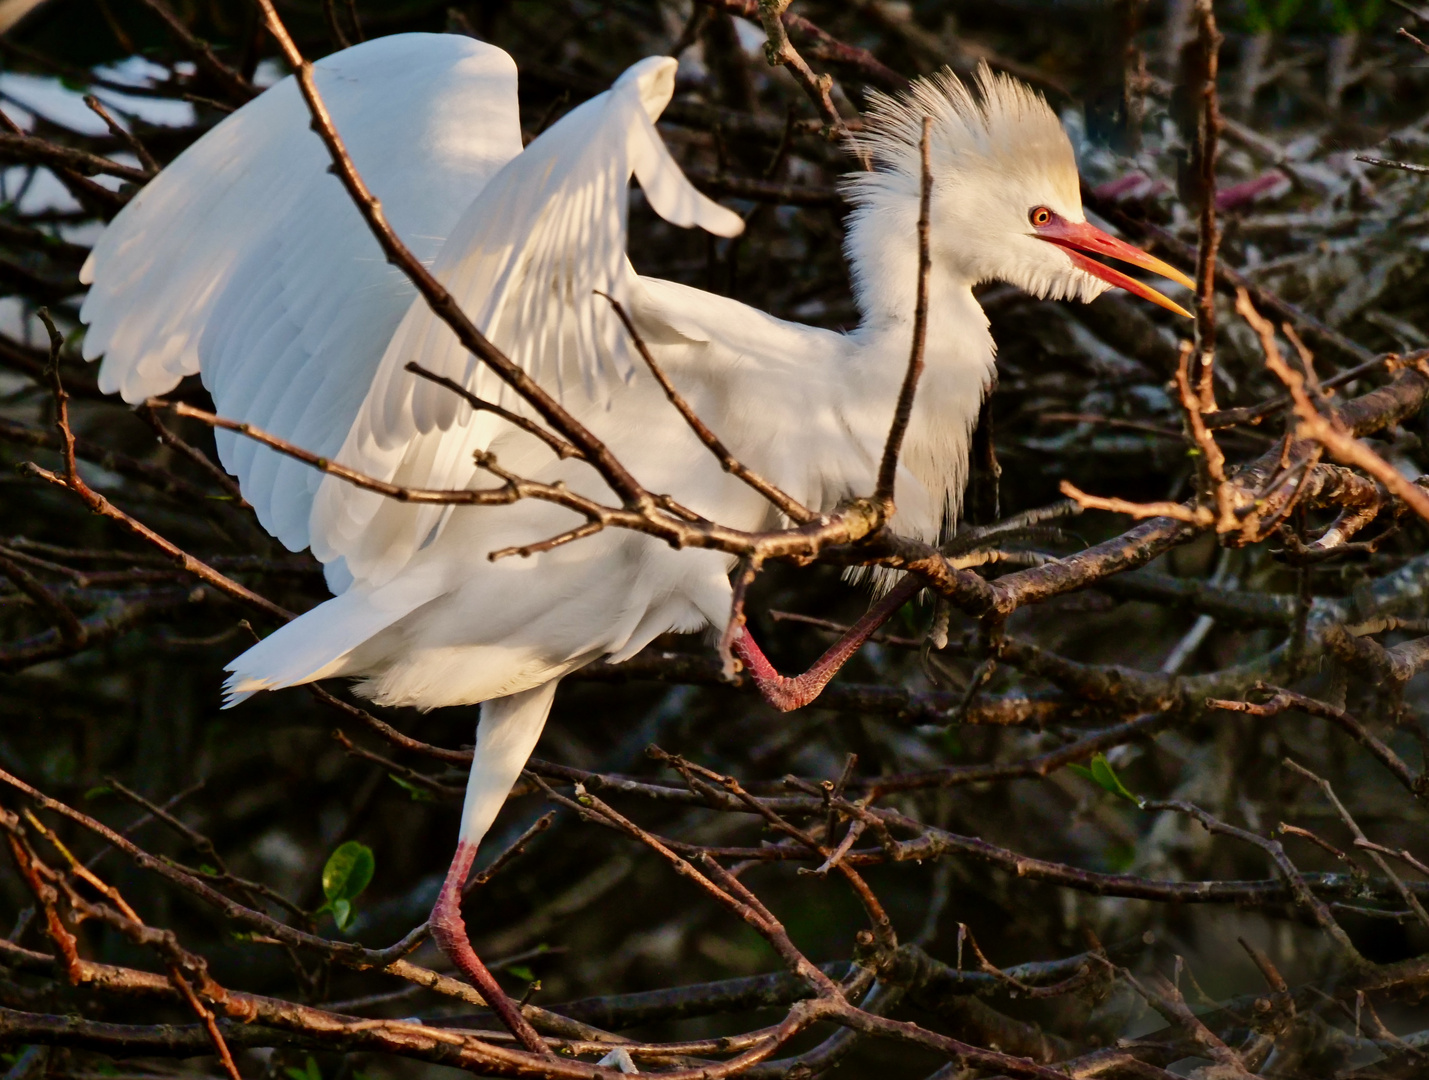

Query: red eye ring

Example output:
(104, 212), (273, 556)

(1029, 206), (1053, 227)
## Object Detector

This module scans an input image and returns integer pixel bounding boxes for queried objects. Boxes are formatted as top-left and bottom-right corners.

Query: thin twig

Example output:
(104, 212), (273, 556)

(597, 294), (815, 524)
(1283, 759), (1429, 932)
(404, 362), (584, 462)
(875, 116), (933, 513)
(1191, 0), (1223, 411)
(1238, 290), (1429, 524)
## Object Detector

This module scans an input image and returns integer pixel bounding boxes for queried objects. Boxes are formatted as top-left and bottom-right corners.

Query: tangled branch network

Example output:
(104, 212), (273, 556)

(3, 0), (1429, 1076)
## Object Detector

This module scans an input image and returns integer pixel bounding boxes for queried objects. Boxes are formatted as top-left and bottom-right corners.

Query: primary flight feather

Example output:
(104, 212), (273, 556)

(79, 31), (1191, 1035)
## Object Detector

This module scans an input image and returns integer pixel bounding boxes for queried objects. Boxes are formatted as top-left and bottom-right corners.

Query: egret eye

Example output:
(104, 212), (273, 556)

(1029, 206), (1053, 227)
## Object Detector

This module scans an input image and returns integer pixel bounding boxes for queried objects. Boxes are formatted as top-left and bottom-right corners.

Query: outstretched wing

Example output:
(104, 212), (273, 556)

(309, 56), (745, 586)
(79, 34), (524, 573)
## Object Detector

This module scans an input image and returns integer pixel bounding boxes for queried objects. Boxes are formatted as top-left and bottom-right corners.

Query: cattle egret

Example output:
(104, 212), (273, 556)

(79, 33), (1192, 1048)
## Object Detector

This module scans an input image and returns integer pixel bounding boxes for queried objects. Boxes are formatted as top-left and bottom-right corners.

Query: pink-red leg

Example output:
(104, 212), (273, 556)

(733, 576), (921, 711)
(429, 840), (552, 1057)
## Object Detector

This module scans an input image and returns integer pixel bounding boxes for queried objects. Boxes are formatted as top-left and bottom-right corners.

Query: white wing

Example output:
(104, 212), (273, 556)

(79, 34), (524, 577)
(310, 55), (745, 586)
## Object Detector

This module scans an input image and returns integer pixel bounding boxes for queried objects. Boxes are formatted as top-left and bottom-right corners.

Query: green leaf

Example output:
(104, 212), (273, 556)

(1105, 841), (1137, 873)
(1328, 0), (1378, 32)
(507, 964), (536, 982)
(321, 841), (375, 903)
(83, 785), (113, 801)
(939, 728), (963, 758)
(332, 898), (352, 931)
(1272, 0), (1307, 29)
(388, 773), (437, 802)
(284, 1057), (321, 1080)
(1070, 754), (1141, 804)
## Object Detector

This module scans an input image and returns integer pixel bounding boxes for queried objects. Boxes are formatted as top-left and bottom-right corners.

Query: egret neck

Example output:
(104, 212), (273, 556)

(852, 265), (997, 548)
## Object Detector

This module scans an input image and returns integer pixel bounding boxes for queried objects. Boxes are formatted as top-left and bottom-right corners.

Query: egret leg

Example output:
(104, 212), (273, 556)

(428, 682), (561, 1059)
(429, 844), (551, 1057)
(733, 576), (921, 711)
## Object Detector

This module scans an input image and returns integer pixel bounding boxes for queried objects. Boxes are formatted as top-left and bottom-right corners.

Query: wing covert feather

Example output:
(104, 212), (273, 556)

(310, 56), (745, 585)
(80, 33), (523, 559)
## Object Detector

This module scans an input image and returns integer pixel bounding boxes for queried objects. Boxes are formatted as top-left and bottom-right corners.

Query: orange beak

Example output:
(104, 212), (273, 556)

(1033, 216), (1195, 318)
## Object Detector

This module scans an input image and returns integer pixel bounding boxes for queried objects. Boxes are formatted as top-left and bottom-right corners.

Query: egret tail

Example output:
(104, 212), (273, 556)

(221, 569), (449, 704)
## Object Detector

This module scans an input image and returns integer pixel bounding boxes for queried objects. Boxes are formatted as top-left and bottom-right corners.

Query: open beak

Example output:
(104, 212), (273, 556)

(1033, 218), (1195, 318)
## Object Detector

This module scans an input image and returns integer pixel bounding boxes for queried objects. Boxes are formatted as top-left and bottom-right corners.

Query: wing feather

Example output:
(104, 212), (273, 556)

(84, 41), (741, 592)
(80, 33), (523, 562)
(310, 55), (743, 585)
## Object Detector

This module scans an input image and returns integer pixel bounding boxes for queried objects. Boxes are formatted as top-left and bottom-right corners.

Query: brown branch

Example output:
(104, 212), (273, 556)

(22, 457), (291, 623)
(1206, 351), (1407, 431)
(1237, 290), (1429, 524)
(1113, 964), (1256, 1079)
(696, 0), (908, 92)
(1005, 362), (1429, 616)
(133, 0), (256, 103)
(1174, 340), (1233, 528)
(533, 774), (839, 997)
(1283, 759), (1429, 933)
(103, 778), (311, 923)
(1191, 0), (1223, 410)
(0, 416), (225, 503)
(0, 551), (85, 648)
(752, 0), (847, 135)
(134, 404), (249, 506)
(0, 767), (599, 1044)
(469, 812), (557, 891)
(652, 748), (896, 952)
(1208, 687), (1423, 799)
(0, 587), (204, 672)
(0, 132), (149, 184)
(487, 521), (604, 561)
(687, 169), (844, 208)
(1357, 154), (1429, 175)
(1057, 480), (1213, 526)
(81, 95), (159, 176)
(15, 811), (243, 1080)
(1142, 798), (1366, 966)
(875, 115), (932, 512)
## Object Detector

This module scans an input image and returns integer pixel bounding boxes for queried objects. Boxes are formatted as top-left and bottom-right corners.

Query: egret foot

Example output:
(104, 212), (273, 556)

(429, 840), (552, 1058)
(733, 576), (921, 711)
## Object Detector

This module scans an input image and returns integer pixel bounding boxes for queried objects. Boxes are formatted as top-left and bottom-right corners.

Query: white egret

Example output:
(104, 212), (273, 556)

(79, 32), (1192, 1048)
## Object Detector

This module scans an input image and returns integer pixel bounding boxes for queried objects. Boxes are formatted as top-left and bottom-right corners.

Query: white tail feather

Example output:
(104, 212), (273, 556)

(222, 571), (447, 704)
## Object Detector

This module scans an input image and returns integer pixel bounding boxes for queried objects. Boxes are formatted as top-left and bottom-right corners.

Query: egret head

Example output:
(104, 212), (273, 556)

(842, 64), (1192, 321)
